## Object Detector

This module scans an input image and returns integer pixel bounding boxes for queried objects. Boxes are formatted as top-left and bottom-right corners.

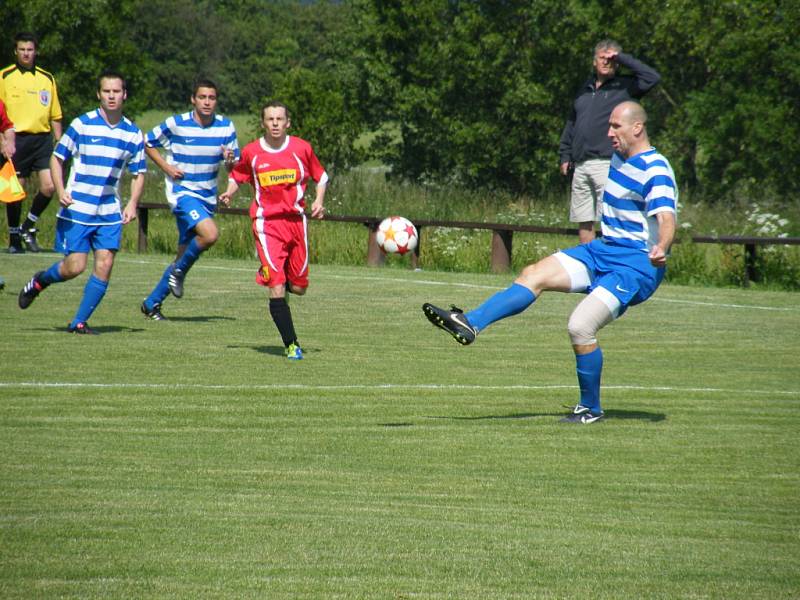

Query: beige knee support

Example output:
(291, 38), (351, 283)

(567, 292), (616, 346)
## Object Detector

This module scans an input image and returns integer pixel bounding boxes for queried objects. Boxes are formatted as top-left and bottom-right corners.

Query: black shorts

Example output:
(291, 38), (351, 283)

(12, 133), (54, 177)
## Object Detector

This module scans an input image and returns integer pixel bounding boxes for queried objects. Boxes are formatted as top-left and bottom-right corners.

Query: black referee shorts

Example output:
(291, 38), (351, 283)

(12, 133), (54, 177)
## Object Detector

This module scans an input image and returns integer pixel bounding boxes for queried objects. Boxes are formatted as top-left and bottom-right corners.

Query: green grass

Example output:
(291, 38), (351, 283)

(1, 252), (798, 598)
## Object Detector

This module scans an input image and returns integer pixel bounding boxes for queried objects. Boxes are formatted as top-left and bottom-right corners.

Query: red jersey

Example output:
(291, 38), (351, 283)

(231, 135), (328, 219)
(0, 99), (13, 133)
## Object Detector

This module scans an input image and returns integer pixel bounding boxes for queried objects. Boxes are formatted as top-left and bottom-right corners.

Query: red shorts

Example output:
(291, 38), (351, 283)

(252, 214), (309, 289)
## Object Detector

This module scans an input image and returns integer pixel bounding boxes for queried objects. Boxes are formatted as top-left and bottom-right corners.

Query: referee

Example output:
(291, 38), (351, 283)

(0, 32), (62, 253)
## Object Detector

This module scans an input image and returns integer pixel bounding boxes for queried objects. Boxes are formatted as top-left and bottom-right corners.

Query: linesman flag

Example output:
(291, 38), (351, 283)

(0, 159), (26, 203)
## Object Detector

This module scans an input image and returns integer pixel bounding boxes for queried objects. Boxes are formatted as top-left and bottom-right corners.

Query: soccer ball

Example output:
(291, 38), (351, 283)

(376, 216), (419, 255)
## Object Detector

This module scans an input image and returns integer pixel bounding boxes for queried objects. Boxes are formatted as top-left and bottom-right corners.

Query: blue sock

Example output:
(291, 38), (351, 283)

(576, 348), (603, 414)
(174, 238), (203, 274)
(70, 274), (108, 327)
(144, 264), (173, 309)
(465, 283), (536, 332)
(39, 261), (65, 287)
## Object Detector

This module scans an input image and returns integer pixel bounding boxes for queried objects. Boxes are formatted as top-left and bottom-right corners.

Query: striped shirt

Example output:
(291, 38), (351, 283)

(54, 109), (146, 226)
(0, 64), (62, 134)
(601, 148), (677, 252)
(146, 111), (239, 209)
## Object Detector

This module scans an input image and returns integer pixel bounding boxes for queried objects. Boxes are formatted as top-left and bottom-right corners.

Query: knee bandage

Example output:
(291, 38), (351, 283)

(567, 293), (616, 346)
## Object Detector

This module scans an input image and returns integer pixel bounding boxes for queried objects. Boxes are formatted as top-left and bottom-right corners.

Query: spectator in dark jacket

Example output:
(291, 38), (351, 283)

(559, 40), (660, 243)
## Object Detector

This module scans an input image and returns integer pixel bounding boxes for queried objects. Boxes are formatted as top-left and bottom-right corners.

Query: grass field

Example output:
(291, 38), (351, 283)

(1, 251), (799, 598)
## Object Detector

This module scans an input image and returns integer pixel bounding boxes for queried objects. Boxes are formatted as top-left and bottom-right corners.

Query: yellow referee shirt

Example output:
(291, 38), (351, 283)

(0, 64), (62, 134)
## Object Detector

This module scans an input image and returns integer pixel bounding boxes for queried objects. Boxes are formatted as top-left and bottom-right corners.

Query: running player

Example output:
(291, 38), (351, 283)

(140, 78), (239, 320)
(423, 101), (677, 423)
(219, 101), (328, 360)
(18, 70), (146, 334)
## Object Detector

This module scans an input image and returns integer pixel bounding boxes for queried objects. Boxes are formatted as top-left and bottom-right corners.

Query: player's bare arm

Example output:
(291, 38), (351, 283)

(649, 212), (676, 267)
(52, 119), (63, 141)
(1, 129), (15, 158)
(49, 154), (73, 207)
(218, 179), (239, 207)
(310, 182), (327, 219)
(122, 173), (146, 224)
(145, 145), (184, 180)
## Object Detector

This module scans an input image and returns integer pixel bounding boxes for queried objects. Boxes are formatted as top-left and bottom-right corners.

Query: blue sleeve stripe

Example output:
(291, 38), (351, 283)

(127, 159), (147, 174)
(647, 174), (676, 190)
(648, 197), (675, 212)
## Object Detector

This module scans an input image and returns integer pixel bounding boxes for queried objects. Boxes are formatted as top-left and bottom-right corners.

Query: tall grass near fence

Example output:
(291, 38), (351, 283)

(4, 168), (799, 290)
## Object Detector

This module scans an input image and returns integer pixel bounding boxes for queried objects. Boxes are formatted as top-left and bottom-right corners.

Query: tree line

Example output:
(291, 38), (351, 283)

(2, 0), (798, 197)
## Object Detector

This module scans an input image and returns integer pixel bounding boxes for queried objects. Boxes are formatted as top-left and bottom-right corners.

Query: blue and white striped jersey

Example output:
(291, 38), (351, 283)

(54, 109), (146, 226)
(146, 111), (239, 209)
(601, 148), (677, 252)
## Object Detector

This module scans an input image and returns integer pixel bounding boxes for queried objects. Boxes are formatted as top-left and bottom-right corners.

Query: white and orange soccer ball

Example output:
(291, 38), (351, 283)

(376, 216), (419, 255)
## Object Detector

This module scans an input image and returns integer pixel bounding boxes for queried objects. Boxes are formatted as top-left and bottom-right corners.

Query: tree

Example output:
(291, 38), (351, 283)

(0, 0), (157, 120)
(353, 0), (800, 197)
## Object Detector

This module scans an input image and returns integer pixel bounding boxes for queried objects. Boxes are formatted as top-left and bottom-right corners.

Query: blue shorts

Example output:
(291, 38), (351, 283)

(173, 197), (215, 246)
(55, 219), (122, 255)
(561, 239), (664, 315)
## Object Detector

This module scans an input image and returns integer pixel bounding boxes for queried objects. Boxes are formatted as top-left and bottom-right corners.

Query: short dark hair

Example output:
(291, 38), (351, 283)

(97, 69), (127, 92)
(192, 77), (218, 97)
(14, 32), (38, 49)
(261, 100), (290, 120)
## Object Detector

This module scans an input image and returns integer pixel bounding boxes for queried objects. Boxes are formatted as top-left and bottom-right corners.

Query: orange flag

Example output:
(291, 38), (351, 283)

(0, 159), (26, 203)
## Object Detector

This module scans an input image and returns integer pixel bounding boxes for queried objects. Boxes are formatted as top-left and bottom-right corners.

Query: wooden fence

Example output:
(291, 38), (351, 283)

(136, 202), (800, 287)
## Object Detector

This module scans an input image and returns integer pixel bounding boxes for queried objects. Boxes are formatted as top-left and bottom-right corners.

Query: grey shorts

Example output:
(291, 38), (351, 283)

(570, 158), (610, 223)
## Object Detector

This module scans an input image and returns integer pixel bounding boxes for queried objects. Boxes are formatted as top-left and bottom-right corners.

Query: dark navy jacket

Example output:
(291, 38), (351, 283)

(559, 53), (660, 165)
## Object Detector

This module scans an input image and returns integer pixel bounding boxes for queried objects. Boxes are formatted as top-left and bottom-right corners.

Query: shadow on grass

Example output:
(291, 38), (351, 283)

(165, 315), (235, 323)
(604, 409), (666, 422)
(428, 412), (558, 421)
(228, 344), (320, 357)
(35, 325), (149, 334)
(428, 409), (666, 423)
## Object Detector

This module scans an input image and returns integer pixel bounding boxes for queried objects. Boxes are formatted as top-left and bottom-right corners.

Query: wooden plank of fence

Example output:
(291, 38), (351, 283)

(135, 202), (800, 284)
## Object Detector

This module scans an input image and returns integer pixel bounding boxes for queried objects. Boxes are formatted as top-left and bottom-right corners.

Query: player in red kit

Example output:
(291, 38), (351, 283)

(220, 101), (328, 360)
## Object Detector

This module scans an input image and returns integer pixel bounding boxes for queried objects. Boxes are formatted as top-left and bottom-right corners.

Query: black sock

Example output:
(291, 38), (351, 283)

(6, 201), (21, 230)
(22, 193), (52, 230)
(269, 297), (297, 347)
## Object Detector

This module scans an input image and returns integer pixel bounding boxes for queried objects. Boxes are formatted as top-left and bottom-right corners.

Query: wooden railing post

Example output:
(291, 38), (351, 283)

(491, 229), (513, 273)
(411, 225), (422, 270)
(744, 243), (758, 287)
(366, 222), (385, 267)
(137, 205), (149, 253)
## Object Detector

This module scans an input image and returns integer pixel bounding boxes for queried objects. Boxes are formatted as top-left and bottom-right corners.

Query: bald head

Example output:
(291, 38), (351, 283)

(608, 101), (650, 158)
(613, 101), (648, 126)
